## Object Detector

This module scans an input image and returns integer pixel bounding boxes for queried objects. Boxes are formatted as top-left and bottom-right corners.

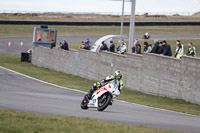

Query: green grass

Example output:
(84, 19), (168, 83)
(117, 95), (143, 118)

(0, 54), (94, 91)
(0, 109), (189, 133)
(0, 25), (200, 37)
(0, 54), (200, 116)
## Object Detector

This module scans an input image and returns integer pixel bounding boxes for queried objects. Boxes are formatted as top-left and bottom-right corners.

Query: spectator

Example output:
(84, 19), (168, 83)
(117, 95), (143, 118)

(37, 32), (42, 41)
(132, 39), (141, 54)
(50, 38), (56, 49)
(143, 32), (150, 39)
(143, 41), (152, 53)
(157, 42), (164, 54)
(151, 40), (160, 53)
(60, 40), (69, 50)
(186, 42), (196, 57)
(85, 38), (91, 50)
(80, 41), (89, 50)
(99, 41), (109, 52)
(175, 40), (184, 59)
(109, 41), (115, 53)
(80, 41), (85, 49)
(161, 40), (172, 56)
(117, 39), (127, 54)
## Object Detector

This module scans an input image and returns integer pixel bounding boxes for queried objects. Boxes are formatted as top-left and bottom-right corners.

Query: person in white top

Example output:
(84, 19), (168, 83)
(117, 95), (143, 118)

(175, 40), (184, 59)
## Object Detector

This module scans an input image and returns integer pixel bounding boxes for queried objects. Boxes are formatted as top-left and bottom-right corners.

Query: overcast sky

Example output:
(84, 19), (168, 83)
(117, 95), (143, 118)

(0, 0), (200, 14)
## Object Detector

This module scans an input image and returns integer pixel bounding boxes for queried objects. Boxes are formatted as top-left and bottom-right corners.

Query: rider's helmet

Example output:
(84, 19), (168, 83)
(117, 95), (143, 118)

(114, 70), (122, 80)
(93, 82), (101, 88)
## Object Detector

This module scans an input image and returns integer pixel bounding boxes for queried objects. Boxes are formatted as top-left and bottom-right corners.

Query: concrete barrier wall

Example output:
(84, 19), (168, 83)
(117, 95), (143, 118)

(181, 56), (200, 104)
(32, 47), (78, 75)
(32, 47), (200, 105)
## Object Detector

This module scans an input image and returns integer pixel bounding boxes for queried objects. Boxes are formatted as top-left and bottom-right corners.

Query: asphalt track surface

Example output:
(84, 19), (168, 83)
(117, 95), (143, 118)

(1, 66), (200, 132)
(0, 34), (200, 54)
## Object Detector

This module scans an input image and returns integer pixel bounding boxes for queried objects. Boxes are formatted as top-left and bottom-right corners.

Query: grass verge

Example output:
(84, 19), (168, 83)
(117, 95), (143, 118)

(0, 54), (200, 116)
(0, 109), (189, 133)
(0, 25), (200, 37)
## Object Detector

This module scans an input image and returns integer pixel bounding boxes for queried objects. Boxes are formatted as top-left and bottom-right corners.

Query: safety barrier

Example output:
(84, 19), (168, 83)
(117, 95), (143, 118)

(1, 20), (200, 26)
(32, 47), (200, 105)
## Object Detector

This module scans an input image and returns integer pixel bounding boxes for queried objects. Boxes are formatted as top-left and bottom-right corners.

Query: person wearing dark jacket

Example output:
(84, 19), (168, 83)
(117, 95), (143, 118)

(161, 40), (172, 56)
(60, 40), (69, 50)
(186, 42), (196, 57)
(85, 38), (91, 50)
(157, 42), (164, 54)
(99, 41), (109, 52)
(109, 41), (115, 52)
(151, 41), (160, 53)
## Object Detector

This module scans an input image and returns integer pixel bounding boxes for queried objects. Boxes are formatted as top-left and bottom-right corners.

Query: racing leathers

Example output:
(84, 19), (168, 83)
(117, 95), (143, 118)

(86, 75), (123, 100)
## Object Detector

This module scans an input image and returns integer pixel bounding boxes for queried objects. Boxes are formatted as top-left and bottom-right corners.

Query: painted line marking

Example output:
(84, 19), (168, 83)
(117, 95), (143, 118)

(0, 66), (199, 117)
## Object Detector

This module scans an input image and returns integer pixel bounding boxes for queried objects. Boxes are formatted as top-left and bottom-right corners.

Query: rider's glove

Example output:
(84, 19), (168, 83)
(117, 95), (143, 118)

(100, 80), (106, 86)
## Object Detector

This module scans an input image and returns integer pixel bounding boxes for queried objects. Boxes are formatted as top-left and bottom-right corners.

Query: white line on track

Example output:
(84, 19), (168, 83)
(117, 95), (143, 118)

(0, 65), (199, 117)
(0, 66), (86, 94)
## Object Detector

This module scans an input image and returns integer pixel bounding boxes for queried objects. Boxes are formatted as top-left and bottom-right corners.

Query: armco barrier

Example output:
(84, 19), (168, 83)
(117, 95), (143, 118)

(1, 20), (200, 26)
(32, 47), (200, 105)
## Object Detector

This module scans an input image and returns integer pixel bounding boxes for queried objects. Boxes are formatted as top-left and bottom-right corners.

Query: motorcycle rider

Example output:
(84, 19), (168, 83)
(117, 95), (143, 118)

(86, 70), (123, 101)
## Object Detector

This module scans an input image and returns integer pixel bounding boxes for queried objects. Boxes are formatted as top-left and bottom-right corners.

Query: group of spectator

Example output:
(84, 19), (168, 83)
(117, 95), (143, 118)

(80, 38), (91, 50)
(99, 40), (127, 54)
(132, 39), (196, 58)
(59, 37), (197, 58)
(60, 38), (92, 51)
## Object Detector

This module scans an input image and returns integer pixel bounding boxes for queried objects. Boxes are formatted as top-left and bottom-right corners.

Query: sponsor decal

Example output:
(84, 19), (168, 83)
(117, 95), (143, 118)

(93, 99), (96, 103)
(95, 87), (108, 94)
(113, 85), (117, 90)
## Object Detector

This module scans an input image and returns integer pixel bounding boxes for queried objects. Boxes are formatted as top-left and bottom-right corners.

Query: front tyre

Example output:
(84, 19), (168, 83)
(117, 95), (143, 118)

(80, 98), (88, 110)
(97, 93), (112, 111)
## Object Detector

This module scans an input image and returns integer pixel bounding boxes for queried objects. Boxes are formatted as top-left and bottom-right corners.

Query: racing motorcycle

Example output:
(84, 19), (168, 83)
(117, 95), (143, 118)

(80, 82), (121, 111)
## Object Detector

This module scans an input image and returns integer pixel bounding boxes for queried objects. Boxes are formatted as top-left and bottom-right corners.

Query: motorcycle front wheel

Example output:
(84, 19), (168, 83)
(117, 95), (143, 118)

(97, 93), (112, 111)
(80, 97), (88, 110)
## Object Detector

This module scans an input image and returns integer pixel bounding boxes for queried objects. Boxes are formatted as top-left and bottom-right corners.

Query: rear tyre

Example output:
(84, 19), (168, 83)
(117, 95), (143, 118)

(97, 93), (112, 111)
(80, 98), (88, 110)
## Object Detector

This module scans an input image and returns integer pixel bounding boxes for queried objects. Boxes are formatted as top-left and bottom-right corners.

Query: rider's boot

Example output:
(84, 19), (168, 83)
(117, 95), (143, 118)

(109, 100), (113, 105)
(85, 88), (94, 100)
(85, 83), (99, 100)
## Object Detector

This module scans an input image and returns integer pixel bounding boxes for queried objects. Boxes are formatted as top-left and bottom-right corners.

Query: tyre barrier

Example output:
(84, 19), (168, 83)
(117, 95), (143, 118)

(1, 20), (200, 26)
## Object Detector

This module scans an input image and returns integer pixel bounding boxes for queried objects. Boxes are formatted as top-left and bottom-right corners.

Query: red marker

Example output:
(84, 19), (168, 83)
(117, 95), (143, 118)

(20, 41), (23, 47)
(8, 41), (11, 47)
